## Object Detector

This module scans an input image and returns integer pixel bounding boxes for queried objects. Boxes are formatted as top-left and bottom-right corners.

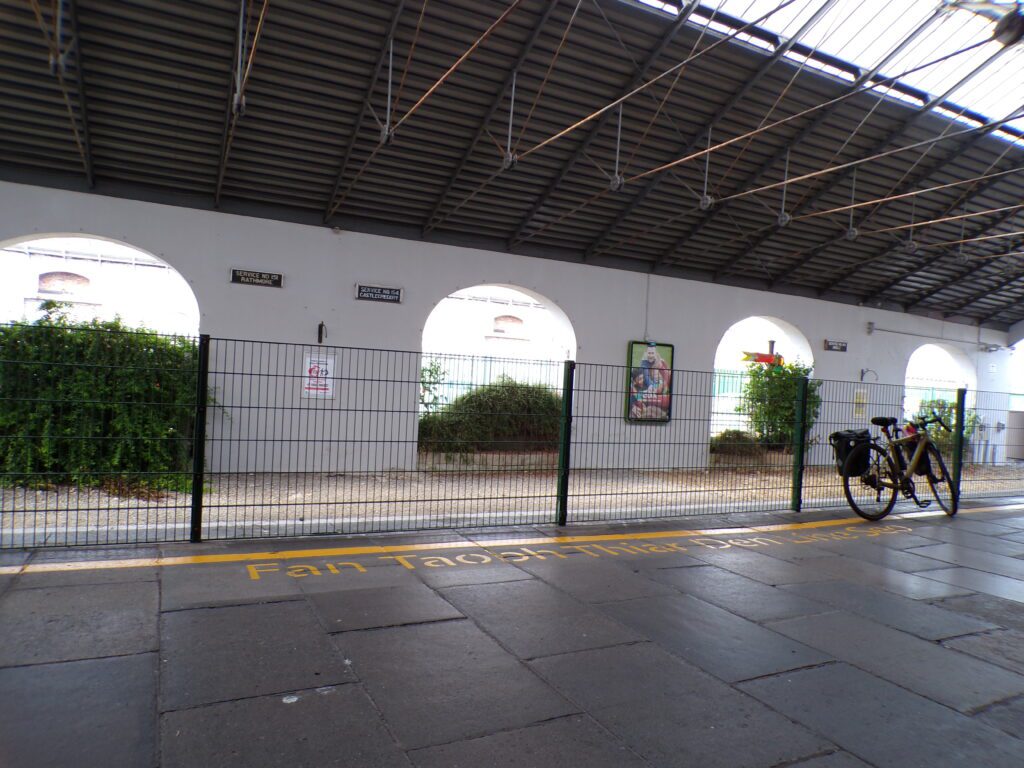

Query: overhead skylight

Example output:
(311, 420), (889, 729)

(635, 0), (1024, 139)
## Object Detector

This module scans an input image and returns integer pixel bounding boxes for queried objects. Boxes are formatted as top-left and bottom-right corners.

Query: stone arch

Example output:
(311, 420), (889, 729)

(420, 283), (577, 412)
(0, 233), (200, 335)
(422, 283), (577, 361)
(710, 315), (814, 434)
(903, 343), (977, 417)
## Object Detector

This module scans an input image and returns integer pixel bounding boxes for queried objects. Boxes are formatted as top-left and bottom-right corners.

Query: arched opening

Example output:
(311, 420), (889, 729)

(0, 235), (200, 335)
(417, 285), (576, 479)
(1009, 344), (1024, 410)
(711, 315), (814, 435)
(903, 343), (976, 419)
(420, 284), (577, 409)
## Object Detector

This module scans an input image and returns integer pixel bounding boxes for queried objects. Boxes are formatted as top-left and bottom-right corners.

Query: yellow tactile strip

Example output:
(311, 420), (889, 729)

(1, 502), (1021, 576)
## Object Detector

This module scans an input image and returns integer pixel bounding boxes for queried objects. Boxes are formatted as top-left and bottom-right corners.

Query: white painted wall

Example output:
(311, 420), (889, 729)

(0, 181), (1016, 472)
(0, 181), (1011, 384)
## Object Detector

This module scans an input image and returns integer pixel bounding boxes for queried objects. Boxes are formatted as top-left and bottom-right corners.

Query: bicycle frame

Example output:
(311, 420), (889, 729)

(888, 430), (932, 478)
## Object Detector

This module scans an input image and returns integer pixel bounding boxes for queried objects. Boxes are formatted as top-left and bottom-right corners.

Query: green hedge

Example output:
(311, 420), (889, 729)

(418, 376), (562, 453)
(738, 362), (822, 449)
(0, 311), (198, 493)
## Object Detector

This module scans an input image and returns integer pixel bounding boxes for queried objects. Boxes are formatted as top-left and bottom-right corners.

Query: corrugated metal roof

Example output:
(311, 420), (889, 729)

(2, 0), (1023, 328)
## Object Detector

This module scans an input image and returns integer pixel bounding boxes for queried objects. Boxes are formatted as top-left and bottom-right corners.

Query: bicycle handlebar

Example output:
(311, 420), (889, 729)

(914, 410), (951, 432)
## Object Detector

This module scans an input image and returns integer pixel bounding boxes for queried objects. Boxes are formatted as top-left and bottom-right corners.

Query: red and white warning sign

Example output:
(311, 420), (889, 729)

(302, 353), (336, 399)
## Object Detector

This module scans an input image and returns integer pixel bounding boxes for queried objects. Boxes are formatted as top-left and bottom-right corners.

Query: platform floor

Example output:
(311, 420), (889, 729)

(4, 500), (1024, 767)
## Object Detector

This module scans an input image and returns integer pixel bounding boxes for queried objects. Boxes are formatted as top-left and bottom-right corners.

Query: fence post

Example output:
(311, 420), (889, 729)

(790, 376), (809, 512)
(556, 360), (576, 527)
(190, 334), (210, 543)
(952, 387), (967, 499)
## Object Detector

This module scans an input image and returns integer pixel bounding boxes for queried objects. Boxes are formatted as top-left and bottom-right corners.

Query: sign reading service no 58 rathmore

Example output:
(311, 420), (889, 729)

(231, 268), (283, 287)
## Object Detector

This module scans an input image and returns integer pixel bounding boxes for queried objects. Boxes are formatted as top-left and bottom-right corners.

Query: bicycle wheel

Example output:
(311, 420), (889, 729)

(926, 443), (957, 516)
(842, 443), (898, 521)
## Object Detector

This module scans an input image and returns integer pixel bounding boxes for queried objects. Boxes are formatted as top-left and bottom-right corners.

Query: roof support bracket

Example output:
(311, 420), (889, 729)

(610, 104), (624, 192)
(503, 70), (518, 170)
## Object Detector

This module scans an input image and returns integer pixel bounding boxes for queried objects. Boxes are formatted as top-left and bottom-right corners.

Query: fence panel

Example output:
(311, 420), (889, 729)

(959, 388), (1024, 500)
(4, 324), (1023, 549)
(567, 364), (805, 522)
(802, 378), (907, 510)
(0, 323), (198, 547)
(201, 340), (563, 539)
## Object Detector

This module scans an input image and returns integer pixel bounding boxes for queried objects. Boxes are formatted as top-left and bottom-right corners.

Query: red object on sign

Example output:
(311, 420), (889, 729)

(742, 351), (784, 365)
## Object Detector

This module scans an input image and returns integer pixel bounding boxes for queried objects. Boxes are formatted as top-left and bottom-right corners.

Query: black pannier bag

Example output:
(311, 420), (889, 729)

(913, 443), (932, 476)
(829, 429), (871, 476)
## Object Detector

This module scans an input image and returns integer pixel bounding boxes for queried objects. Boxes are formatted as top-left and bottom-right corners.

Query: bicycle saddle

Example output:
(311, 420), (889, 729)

(871, 416), (897, 427)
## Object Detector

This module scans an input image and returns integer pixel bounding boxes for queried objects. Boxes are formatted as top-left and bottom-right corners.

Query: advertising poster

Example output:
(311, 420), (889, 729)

(626, 341), (674, 422)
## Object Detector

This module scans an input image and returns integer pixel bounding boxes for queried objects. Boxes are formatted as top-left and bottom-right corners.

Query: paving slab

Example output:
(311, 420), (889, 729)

(160, 561), (303, 610)
(791, 753), (874, 767)
(336, 619), (575, 749)
(781, 580), (996, 640)
(0, 653), (157, 768)
(791, 554), (972, 600)
(767, 611), (1024, 712)
(943, 629), (1024, 675)
(516, 557), (676, 603)
(934, 592), (1024, 630)
(308, 582), (463, 631)
(0, 550), (30, 566)
(601, 593), (830, 682)
(296, 560), (424, 592)
(650, 565), (830, 622)
(798, 538), (949, 572)
(160, 600), (352, 711)
(530, 643), (834, 768)
(910, 525), (1024, 557)
(408, 715), (648, 768)
(411, 556), (534, 589)
(686, 547), (831, 585)
(160, 684), (407, 768)
(847, 530), (945, 549)
(0, 580), (157, 666)
(933, 518), (1022, 536)
(976, 695), (1024, 740)
(921, 566), (1024, 604)
(440, 579), (642, 659)
(908, 543), (1024, 579)
(740, 662), (1024, 767)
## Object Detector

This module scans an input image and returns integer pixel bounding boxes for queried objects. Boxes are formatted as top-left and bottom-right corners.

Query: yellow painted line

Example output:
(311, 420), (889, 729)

(2, 501), (1021, 577)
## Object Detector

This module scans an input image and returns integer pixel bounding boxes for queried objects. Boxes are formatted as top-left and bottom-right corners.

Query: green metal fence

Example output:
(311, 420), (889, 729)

(0, 323), (199, 547)
(2, 325), (1023, 548)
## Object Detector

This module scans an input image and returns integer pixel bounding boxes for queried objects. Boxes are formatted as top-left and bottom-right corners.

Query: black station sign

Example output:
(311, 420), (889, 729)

(356, 284), (403, 303)
(231, 269), (283, 288)
(824, 339), (848, 352)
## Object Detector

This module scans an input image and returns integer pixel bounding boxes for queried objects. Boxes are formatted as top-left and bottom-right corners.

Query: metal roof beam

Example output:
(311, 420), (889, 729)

(711, 42), (1009, 281)
(581, 0), (843, 263)
(942, 261), (1024, 316)
(28, 0), (94, 186)
(976, 277), (1024, 324)
(66, 0), (93, 187)
(824, 150), (1021, 296)
(901, 216), (1024, 309)
(646, 3), (942, 272)
(215, 0), (270, 206)
(506, 0), (703, 247)
(423, 0), (560, 234)
(323, 0), (406, 222)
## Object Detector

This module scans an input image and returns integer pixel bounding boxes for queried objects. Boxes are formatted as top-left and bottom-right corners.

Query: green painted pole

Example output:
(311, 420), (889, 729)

(952, 387), (967, 500)
(190, 334), (210, 543)
(790, 376), (809, 512)
(556, 360), (575, 527)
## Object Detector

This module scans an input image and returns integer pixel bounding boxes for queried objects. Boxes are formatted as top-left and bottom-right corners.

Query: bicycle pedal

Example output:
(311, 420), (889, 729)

(917, 500), (932, 509)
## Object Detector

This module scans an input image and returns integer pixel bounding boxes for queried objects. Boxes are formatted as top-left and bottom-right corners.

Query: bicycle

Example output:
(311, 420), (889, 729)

(832, 412), (958, 521)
